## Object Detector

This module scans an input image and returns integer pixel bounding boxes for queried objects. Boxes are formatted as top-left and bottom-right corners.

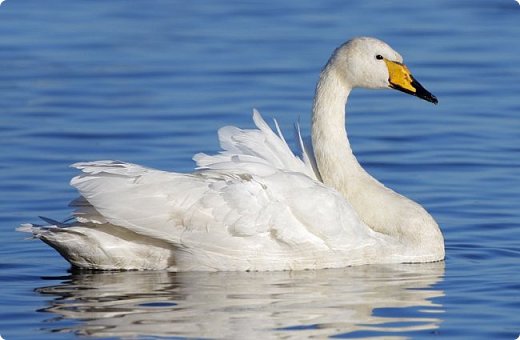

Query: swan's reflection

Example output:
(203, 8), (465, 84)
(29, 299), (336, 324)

(37, 263), (444, 339)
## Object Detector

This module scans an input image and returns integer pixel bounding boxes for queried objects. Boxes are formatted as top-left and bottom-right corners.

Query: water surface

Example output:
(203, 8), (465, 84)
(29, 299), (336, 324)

(1, 1), (519, 339)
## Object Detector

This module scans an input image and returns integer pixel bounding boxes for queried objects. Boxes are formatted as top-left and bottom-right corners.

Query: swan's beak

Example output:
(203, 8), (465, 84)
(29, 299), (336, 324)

(385, 60), (438, 104)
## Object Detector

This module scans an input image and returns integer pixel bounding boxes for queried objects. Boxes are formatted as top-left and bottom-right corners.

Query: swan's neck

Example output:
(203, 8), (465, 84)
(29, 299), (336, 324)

(311, 64), (367, 199)
(311, 64), (444, 259)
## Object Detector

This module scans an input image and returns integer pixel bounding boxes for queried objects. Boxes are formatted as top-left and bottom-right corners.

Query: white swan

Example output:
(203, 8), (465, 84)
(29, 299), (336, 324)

(19, 37), (444, 271)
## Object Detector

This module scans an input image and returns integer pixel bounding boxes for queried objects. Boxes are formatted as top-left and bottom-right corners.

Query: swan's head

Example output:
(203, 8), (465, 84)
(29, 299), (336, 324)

(330, 37), (438, 104)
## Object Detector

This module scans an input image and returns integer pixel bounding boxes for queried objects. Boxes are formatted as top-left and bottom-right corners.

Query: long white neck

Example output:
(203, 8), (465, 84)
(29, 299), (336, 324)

(311, 62), (444, 260)
(311, 63), (366, 193)
(311, 62), (384, 231)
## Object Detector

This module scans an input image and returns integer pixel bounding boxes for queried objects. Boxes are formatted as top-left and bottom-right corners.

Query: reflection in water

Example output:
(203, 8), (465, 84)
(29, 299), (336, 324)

(37, 263), (444, 339)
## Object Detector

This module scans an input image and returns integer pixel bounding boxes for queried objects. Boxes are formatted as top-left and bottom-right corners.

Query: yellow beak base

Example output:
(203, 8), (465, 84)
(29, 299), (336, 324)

(384, 60), (438, 104)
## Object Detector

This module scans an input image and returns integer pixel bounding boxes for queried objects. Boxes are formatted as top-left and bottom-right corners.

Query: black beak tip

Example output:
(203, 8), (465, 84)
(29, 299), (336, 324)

(428, 94), (438, 105)
(411, 77), (438, 105)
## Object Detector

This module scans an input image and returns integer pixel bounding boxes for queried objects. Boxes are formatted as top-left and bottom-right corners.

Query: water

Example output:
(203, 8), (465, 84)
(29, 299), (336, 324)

(0, 0), (519, 339)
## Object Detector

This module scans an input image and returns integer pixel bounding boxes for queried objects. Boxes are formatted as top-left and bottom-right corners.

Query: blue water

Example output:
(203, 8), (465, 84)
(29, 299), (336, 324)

(1, 0), (519, 339)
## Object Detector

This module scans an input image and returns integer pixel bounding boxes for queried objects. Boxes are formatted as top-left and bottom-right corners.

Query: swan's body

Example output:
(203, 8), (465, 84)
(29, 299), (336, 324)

(19, 37), (444, 271)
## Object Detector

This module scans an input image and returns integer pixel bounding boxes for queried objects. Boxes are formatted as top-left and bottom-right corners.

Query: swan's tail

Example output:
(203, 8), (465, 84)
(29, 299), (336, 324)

(17, 219), (176, 270)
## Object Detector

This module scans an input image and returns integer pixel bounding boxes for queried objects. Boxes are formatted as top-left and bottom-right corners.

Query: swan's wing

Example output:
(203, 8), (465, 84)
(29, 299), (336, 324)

(193, 110), (319, 180)
(21, 111), (383, 270)
(71, 160), (369, 247)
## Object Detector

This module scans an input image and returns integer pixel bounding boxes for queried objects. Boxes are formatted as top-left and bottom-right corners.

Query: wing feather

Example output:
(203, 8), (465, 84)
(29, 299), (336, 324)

(194, 110), (318, 179)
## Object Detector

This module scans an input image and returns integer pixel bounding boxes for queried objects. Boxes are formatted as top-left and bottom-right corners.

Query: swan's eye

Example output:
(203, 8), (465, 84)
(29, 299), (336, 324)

(376, 54), (383, 60)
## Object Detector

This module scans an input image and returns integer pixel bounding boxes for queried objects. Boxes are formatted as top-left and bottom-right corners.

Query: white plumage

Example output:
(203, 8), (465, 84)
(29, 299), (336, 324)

(19, 37), (445, 271)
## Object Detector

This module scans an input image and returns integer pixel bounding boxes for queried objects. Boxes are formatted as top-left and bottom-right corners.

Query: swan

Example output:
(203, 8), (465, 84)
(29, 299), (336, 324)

(19, 37), (445, 271)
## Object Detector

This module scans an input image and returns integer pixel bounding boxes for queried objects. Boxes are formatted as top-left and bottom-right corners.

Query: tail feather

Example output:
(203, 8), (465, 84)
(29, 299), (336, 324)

(17, 221), (176, 270)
